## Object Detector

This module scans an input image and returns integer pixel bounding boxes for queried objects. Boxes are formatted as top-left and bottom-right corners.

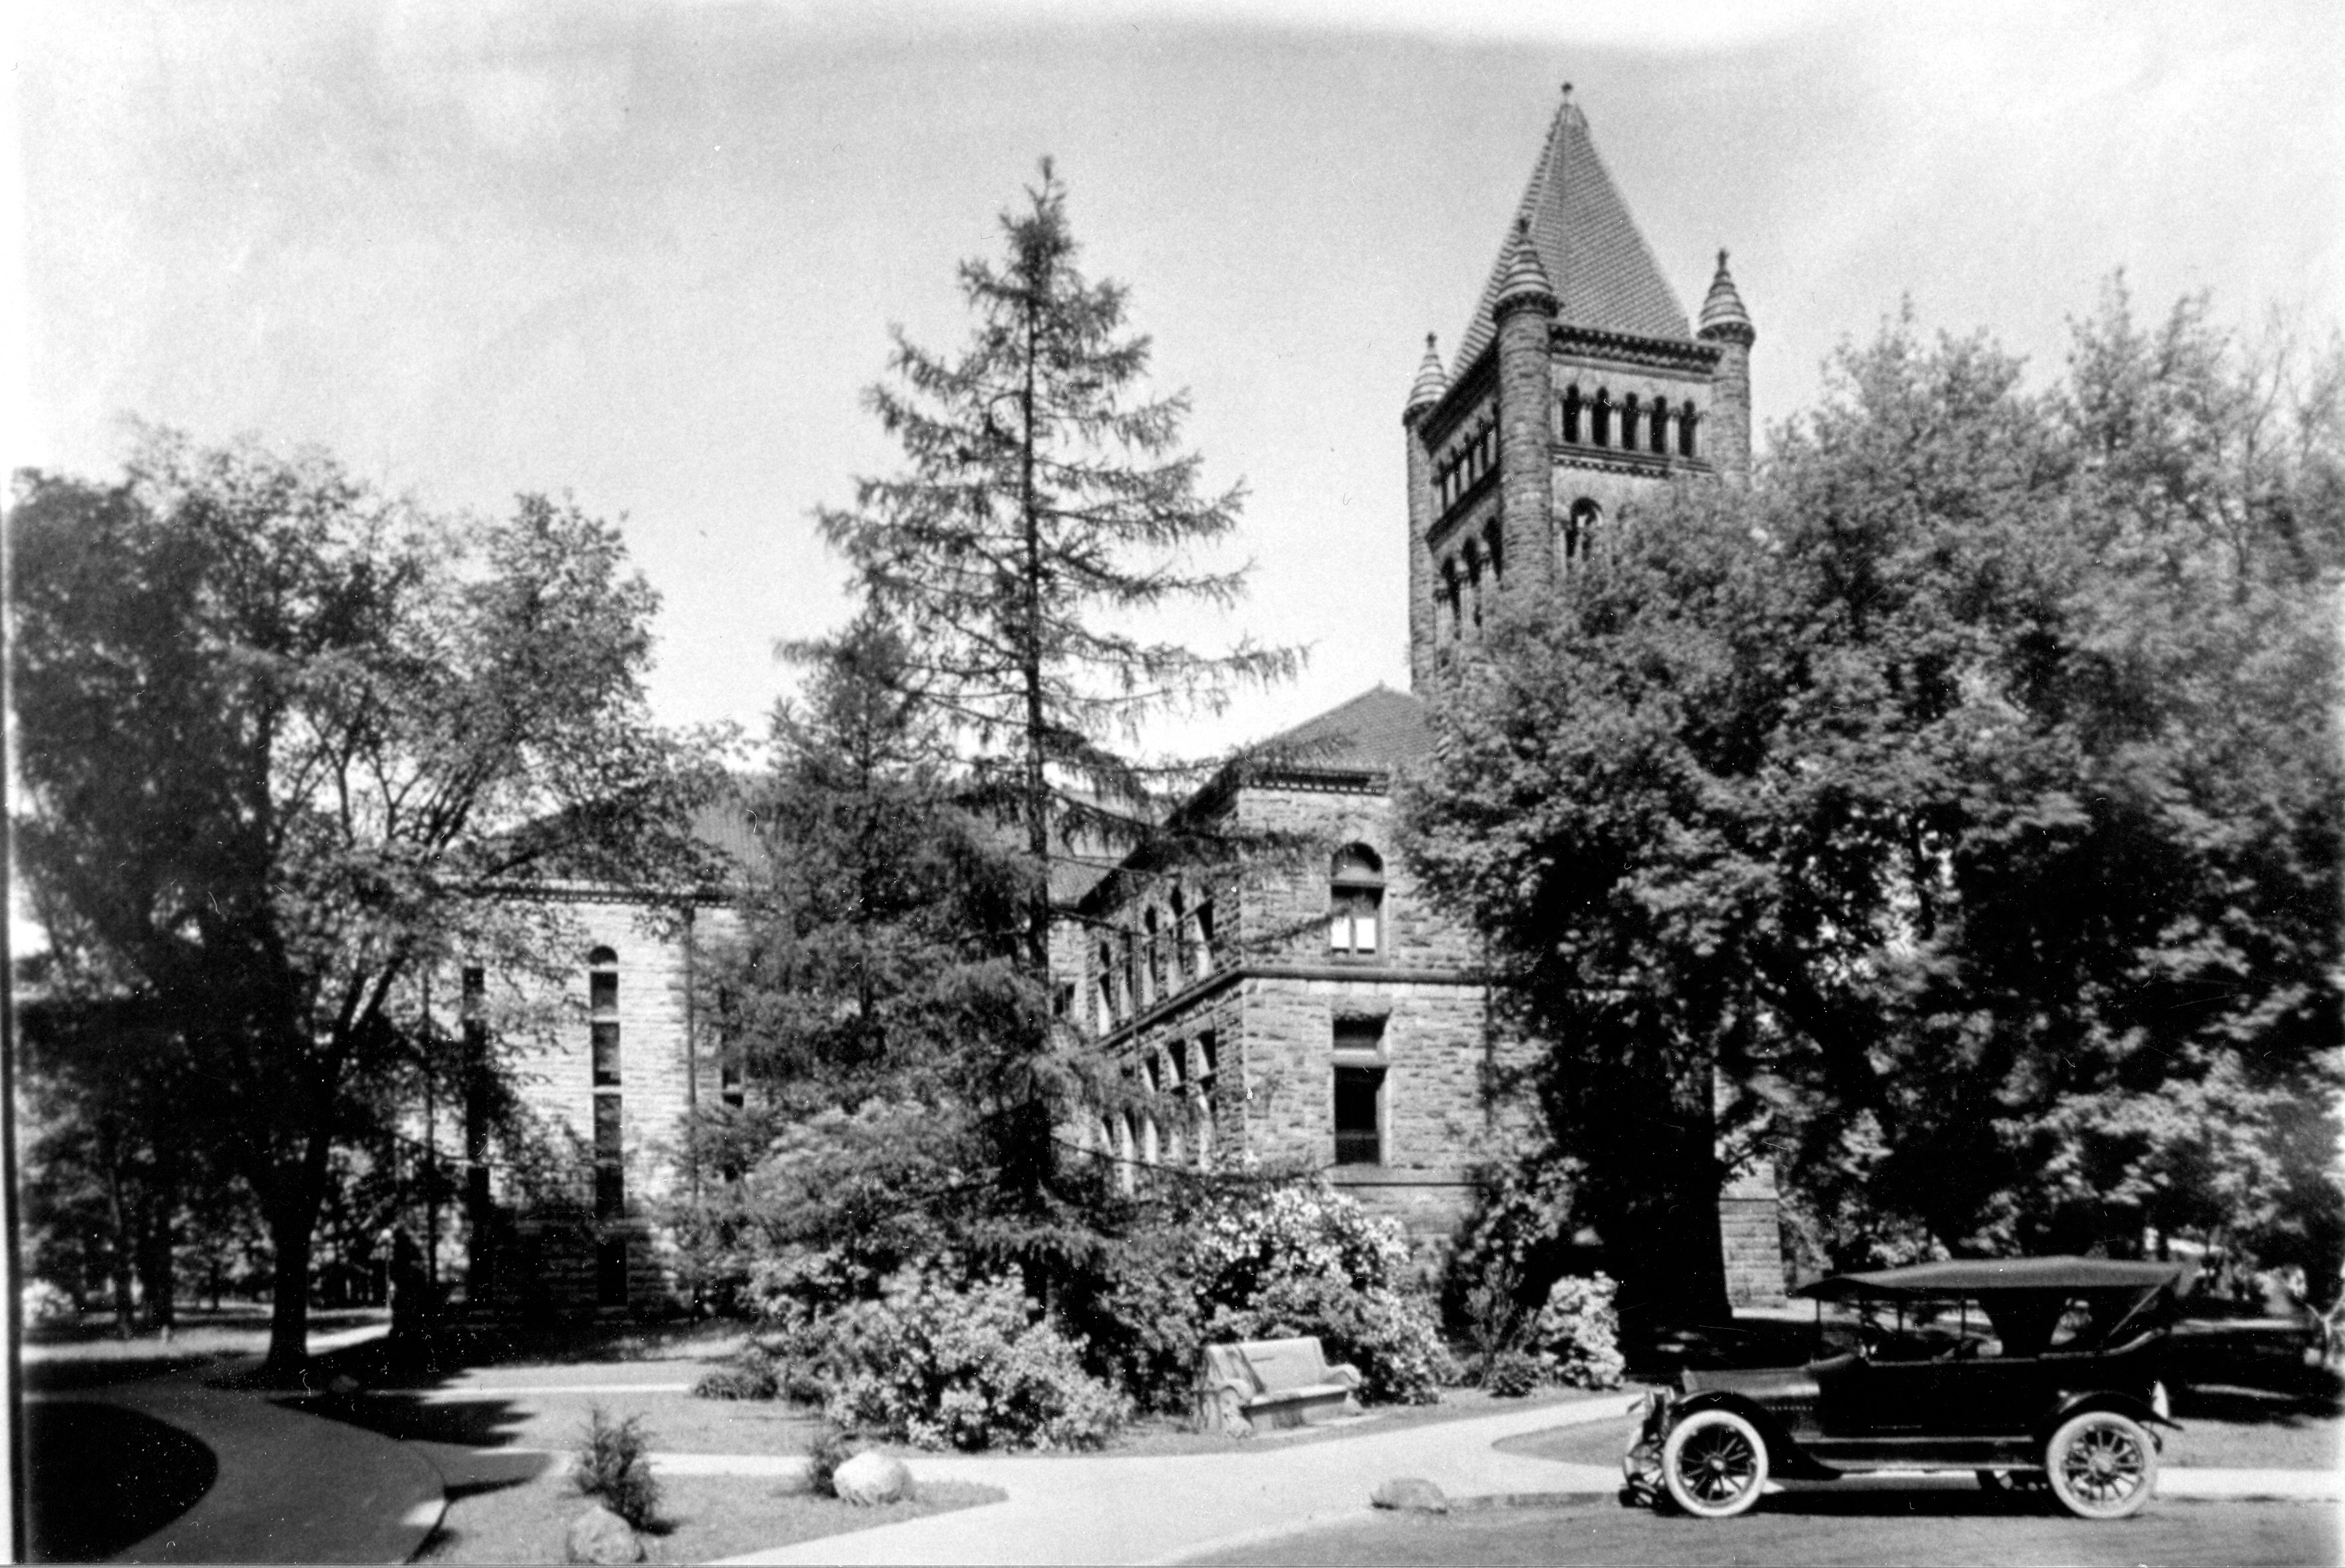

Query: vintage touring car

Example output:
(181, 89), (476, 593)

(1624, 1257), (2187, 1519)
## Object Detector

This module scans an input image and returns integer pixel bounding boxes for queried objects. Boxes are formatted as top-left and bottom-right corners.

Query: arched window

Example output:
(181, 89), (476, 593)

(1621, 394), (1640, 452)
(1650, 398), (1670, 455)
(1440, 558), (1461, 644)
(1592, 389), (1613, 448)
(1143, 906), (1166, 1001)
(1483, 520), (1504, 591)
(1561, 384), (1581, 444)
(1464, 538), (1484, 632)
(1192, 1032), (1219, 1171)
(1560, 498), (1601, 571)
(1329, 844), (1385, 955)
(1096, 941), (1116, 1030)
(1678, 402), (1698, 458)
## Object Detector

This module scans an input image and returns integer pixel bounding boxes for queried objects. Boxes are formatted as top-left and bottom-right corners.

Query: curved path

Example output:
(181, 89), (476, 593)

(722, 1395), (1633, 1566)
(51, 1348), (444, 1565)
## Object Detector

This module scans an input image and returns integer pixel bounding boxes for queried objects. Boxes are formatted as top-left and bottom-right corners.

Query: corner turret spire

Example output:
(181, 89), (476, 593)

(1493, 217), (1555, 314)
(1405, 333), (1448, 414)
(1698, 248), (1754, 344)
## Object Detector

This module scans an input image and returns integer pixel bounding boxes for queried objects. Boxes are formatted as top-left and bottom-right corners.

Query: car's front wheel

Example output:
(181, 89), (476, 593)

(2044, 1411), (2159, 1519)
(1660, 1408), (1770, 1518)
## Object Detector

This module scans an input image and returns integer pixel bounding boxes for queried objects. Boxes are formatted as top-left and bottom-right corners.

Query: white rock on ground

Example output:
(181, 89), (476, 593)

(1370, 1476), (1450, 1513)
(564, 1505), (645, 1564)
(832, 1451), (914, 1506)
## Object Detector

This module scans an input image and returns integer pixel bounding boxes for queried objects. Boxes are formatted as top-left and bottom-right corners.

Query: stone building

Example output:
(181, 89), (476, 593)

(1073, 90), (1786, 1303)
(466, 89), (1786, 1315)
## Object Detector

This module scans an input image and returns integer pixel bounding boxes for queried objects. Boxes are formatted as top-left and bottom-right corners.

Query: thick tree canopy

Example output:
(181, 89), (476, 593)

(1402, 289), (2345, 1317)
(11, 428), (722, 1372)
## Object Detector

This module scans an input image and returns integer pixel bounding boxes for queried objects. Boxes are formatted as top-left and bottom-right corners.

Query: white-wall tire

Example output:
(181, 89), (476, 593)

(2044, 1410), (2158, 1520)
(1660, 1408), (1770, 1519)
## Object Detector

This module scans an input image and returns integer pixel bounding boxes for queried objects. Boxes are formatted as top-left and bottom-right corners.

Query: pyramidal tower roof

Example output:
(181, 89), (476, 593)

(1453, 91), (1692, 371)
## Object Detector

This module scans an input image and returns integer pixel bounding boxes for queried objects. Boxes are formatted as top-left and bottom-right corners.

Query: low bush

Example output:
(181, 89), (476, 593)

(19, 1281), (76, 1327)
(821, 1266), (1128, 1451)
(805, 1424), (855, 1497)
(1529, 1273), (1625, 1390)
(1483, 1348), (1543, 1398)
(573, 1405), (661, 1529)
(692, 1362), (779, 1401)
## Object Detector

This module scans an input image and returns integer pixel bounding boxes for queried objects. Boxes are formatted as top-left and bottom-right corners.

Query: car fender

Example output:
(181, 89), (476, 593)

(1672, 1390), (1832, 1478)
(2036, 1389), (2177, 1451)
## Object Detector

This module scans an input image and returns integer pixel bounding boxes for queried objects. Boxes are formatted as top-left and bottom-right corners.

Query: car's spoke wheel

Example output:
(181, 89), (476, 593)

(1660, 1410), (1770, 1519)
(2044, 1411), (2159, 1520)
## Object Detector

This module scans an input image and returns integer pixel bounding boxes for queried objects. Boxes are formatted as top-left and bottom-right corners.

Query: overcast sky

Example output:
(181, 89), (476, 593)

(9, 0), (2342, 765)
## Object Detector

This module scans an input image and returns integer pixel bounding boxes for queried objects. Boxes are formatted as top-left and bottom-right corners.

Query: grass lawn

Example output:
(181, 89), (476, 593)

(418, 1468), (1004, 1563)
(21, 1307), (392, 1390)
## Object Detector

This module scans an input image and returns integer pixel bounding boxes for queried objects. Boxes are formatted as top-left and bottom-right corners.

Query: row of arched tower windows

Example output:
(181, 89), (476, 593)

(1559, 385), (1697, 459)
(1437, 520), (1503, 645)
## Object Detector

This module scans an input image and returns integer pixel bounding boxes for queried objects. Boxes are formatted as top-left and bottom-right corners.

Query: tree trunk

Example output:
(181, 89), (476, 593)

(261, 1199), (319, 1380)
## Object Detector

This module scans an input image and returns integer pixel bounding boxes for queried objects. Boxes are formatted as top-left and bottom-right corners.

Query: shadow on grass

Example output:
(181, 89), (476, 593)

(26, 1402), (218, 1563)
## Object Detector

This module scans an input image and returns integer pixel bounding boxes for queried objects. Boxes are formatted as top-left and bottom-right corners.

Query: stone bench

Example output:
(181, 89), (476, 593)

(1195, 1336), (1362, 1437)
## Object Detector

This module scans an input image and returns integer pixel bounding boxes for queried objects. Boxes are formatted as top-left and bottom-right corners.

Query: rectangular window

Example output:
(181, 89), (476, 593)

(1330, 889), (1381, 954)
(591, 1022), (621, 1087)
(1193, 900), (1216, 973)
(1191, 1032), (1217, 1172)
(589, 970), (617, 1015)
(1334, 1066), (1384, 1166)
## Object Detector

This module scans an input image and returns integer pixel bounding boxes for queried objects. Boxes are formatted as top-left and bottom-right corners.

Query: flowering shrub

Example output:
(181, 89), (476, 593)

(19, 1280), (75, 1327)
(821, 1266), (1128, 1451)
(1528, 1273), (1625, 1390)
(1191, 1183), (1456, 1405)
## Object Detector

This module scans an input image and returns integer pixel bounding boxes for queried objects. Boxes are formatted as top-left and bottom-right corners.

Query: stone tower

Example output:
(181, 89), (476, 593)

(1406, 90), (1754, 689)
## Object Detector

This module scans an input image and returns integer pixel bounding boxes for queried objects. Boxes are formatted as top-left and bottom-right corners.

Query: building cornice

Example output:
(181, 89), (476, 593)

(1549, 325), (1722, 372)
(1096, 959), (1486, 1048)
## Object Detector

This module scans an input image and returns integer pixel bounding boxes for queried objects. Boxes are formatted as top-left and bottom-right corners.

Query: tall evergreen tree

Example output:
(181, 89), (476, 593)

(812, 162), (1296, 1203)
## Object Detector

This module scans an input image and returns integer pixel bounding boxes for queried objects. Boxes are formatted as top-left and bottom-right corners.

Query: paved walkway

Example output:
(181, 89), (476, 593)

(62, 1360), (446, 1563)
(722, 1395), (1635, 1565)
(39, 1323), (444, 1565)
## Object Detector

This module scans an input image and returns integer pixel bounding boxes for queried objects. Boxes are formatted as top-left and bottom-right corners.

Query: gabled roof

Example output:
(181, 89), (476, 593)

(1264, 685), (1430, 776)
(1454, 94), (1692, 370)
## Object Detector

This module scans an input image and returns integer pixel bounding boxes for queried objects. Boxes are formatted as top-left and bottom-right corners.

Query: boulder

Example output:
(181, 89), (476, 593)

(564, 1505), (645, 1565)
(1370, 1476), (1450, 1514)
(832, 1450), (913, 1506)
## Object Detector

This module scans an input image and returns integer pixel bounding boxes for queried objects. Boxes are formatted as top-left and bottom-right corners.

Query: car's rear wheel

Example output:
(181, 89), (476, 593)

(1660, 1409), (1770, 1519)
(2044, 1411), (2159, 1519)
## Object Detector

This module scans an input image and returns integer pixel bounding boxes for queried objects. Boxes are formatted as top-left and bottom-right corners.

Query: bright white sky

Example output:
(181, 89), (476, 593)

(8, 0), (2342, 768)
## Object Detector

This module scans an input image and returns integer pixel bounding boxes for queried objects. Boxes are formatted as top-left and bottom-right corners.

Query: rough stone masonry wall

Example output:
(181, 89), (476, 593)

(472, 898), (738, 1315)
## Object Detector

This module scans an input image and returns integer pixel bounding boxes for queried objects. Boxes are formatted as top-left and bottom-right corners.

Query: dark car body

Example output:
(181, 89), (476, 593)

(2164, 1291), (2330, 1394)
(1625, 1257), (2187, 1520)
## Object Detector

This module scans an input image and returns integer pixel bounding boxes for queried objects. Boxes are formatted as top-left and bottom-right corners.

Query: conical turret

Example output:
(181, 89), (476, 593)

(1698, 249), (1754, 345)
(1405, 333), (1448, 415)
(1493, 218), (1555, 317)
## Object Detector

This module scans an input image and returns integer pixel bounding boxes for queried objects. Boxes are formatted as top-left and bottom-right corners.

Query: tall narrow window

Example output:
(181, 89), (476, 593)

(1168, 890), (1191, 985)
(1560, 498), (1601, 572)
(589, 947), (620, 1088)
(1329, 844), (1385, 955)
(1333, 1017), (1386, 1166)
(461, 966), (490, 1215)
(1593, 389), (1613, 448)
(594, 1094), (623, 1218)
(1562, 384), (1581, 443)
(1650, 400), (1670, 455)
(1145, 907), (1168, 999)
(1621, 394), (1640, 452)
(1441, 560), (1462, 643)
(1484, 521), (1504, 591)
(1192, 897), (1217, 976)
(1193, 1032), (1219, 1170)
(1464, 540), (1484, 632)
(1097, 942), (1117, 1030)
(1678, 402), (1698, 458)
